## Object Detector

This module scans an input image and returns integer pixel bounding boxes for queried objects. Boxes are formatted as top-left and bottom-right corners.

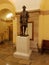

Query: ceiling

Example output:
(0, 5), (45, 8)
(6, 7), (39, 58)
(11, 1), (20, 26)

(9, 0), (42, 12)
(0, 0), (43, 20)
(0, 9), (13, 20)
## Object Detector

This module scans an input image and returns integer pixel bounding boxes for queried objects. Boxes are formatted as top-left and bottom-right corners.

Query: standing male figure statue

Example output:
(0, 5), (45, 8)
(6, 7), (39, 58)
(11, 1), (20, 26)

(20, 5), (29, 36)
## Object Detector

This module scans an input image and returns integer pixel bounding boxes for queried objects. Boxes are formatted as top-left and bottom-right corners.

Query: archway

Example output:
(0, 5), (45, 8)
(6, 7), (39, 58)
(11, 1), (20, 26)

(0, 0), (17, 44)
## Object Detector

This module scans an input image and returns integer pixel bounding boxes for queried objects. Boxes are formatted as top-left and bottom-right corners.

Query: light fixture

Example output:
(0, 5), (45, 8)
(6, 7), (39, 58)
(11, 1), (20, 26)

(6, 13), (13, 19)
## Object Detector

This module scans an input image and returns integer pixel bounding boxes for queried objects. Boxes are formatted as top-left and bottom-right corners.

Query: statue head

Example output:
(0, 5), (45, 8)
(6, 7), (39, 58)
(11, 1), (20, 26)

(22, 5), (26, 11)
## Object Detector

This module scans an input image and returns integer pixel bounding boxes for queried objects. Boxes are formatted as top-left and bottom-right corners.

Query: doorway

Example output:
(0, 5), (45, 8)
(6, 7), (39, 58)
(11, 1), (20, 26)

(9, 23), (13, 41)
(0, 9), (14, 43)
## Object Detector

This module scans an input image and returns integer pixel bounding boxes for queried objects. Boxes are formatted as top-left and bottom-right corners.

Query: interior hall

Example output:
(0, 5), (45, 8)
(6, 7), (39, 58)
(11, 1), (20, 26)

(0, 0), (49, 65)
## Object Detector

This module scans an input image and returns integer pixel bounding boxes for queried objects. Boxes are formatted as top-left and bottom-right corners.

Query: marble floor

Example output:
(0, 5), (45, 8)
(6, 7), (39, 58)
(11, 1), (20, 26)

(0, 41), (49, 65)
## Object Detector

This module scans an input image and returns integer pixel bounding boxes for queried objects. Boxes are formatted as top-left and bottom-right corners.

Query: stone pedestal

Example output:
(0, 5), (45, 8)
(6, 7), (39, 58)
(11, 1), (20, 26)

(14, 36), (31, 59)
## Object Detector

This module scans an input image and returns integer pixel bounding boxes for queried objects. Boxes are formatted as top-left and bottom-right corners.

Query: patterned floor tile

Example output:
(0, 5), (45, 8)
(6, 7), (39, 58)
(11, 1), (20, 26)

(5, 55), (20, 63)
(18, 59), (30, 65)
(0, 41), (49, 65)
(0, 59), (6, 65)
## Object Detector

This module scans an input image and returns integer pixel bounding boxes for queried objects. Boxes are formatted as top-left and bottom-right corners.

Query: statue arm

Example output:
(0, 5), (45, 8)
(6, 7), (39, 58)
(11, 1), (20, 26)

(20, 14), (22, 23)
(26, 11), (29, 18)
(26, 11), (29, 23)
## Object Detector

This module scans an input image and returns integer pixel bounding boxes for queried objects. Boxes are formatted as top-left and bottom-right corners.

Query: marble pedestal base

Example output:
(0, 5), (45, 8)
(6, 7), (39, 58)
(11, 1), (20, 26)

(14, 36), (31, 59)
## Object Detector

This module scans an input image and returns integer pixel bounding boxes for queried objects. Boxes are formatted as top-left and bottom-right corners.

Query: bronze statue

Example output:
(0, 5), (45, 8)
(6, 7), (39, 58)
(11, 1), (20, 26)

(20, 5), (29, 36)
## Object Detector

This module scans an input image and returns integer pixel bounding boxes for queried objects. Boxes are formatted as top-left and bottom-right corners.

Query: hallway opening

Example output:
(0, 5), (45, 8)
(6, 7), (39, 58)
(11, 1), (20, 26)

(0, 9), (14, 43)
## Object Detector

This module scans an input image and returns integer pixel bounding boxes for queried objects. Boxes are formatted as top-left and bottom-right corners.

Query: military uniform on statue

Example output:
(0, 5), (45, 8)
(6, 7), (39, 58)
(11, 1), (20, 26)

(20, 5), (29, 36)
